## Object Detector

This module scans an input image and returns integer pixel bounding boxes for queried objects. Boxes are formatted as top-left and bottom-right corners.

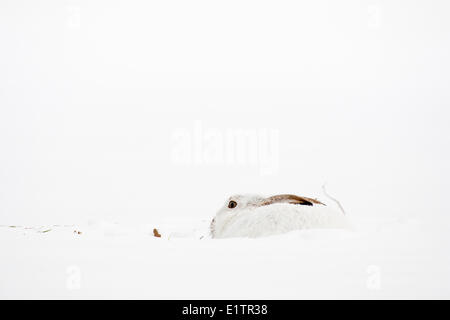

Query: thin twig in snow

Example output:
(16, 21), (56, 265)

(322, 184), (346, 215)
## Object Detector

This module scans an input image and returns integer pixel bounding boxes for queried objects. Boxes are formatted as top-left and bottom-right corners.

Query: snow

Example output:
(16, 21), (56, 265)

(1, 0), (450, 300)
(1, 215), (449, 299)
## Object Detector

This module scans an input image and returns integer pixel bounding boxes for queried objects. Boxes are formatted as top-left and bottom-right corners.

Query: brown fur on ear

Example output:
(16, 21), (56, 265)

(261, 194), (325, 206)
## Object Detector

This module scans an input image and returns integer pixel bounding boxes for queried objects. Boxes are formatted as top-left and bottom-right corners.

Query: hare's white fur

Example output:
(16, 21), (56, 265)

(211, 194), (349, 238)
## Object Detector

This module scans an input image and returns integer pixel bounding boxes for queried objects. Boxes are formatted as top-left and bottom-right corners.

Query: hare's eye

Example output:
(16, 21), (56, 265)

(228, 201), (237, 209)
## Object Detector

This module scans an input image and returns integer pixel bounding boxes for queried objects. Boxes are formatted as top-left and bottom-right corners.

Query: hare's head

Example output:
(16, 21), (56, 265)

(210, 194), (324, 238)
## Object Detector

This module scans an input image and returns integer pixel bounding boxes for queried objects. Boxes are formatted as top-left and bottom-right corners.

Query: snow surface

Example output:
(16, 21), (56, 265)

(1, 0), (450, 300)
(1, 215), (449, 299)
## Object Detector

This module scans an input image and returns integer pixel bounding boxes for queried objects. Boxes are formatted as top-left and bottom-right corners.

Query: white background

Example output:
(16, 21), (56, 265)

(1, 0), (450, 299)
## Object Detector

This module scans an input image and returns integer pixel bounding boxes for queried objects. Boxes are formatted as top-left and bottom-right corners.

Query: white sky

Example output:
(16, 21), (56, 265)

(1, 0), (449, 229)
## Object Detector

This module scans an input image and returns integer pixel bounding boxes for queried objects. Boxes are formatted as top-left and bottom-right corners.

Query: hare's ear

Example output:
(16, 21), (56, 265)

(261, 194), (324, 206)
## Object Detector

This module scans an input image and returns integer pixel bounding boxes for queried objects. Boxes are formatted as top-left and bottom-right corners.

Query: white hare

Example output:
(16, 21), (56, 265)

(210, 194), (349, 238)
